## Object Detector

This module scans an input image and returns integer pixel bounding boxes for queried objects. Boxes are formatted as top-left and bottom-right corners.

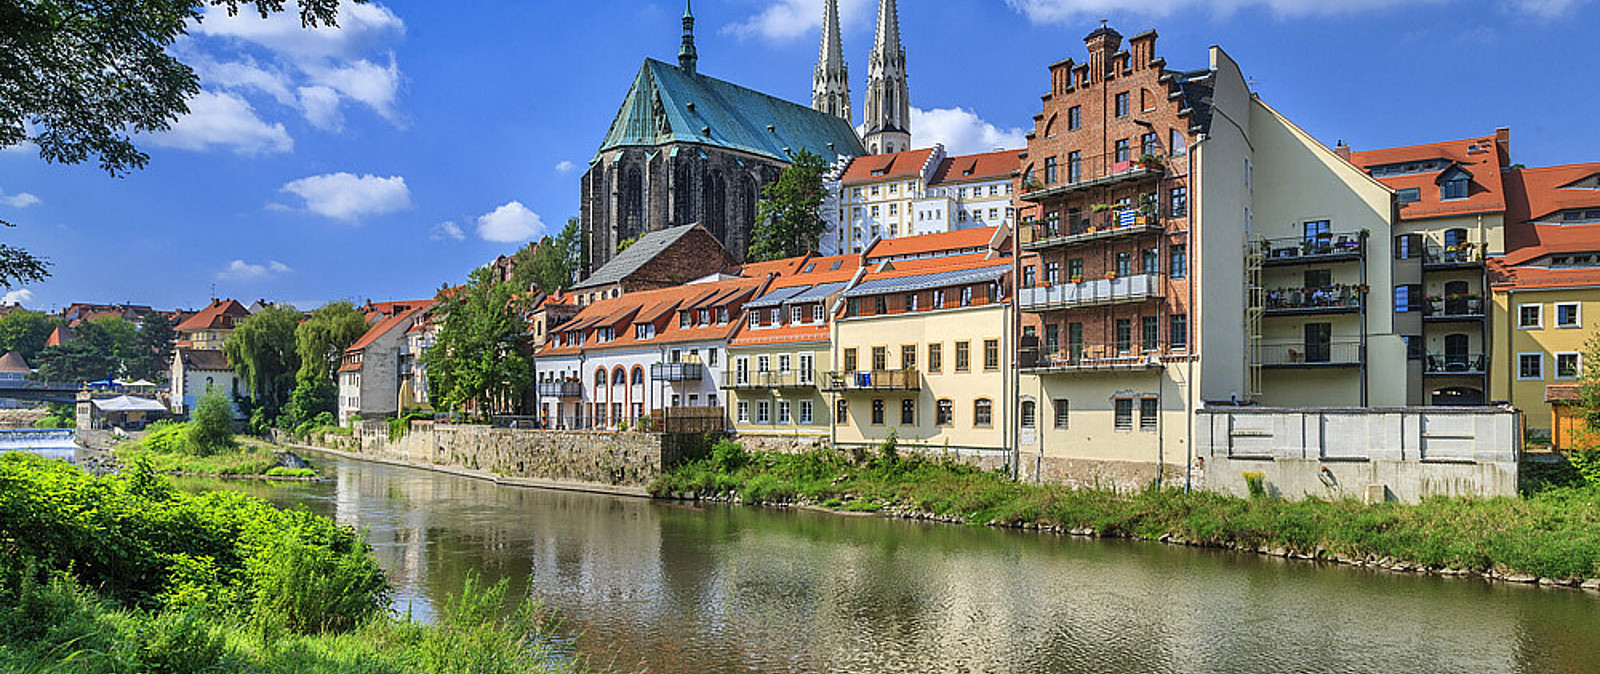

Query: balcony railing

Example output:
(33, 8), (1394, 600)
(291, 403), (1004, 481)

(1424, 353), (1487, 375)
(1263, 286), (1364, 314)
(537, 380), (584, 398)
(1022, 342), (1166, 374)
(1018, 211), (1162, 251)
(820, 369), (920, 392)
(1253, 233), (1364, 266)
(1019, 153), (1167, 203)
(650, 362), (704, 382)
(1425, 296), (1486, 319)
(1018, 273), (1164, 312)
(1259, 339), (1362, 367)
(722, 369), (817, 390)
(1424, 244), (1484, 267)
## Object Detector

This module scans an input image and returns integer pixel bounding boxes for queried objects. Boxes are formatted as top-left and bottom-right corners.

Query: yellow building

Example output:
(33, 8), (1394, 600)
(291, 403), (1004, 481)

(1489, 163), (1600, 447)
(1348, 130), (1510, 405)
(830, 254), (1014, 456)
(723, 255), (863, 446)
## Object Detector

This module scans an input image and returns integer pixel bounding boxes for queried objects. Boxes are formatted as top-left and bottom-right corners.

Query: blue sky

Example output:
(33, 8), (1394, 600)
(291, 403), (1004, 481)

(1, 0), (1595, 312)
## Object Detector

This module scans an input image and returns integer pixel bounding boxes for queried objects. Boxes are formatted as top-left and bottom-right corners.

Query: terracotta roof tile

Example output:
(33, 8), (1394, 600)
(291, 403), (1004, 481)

(866, 227), (1001, 261)
(346, 303), (432, 354)
(1348, 133), (1509, 220)
(540, 278), (766, 356)
(174, 299), (250, 332)
(929, 150), (1022, 185)
(839, 148), (938, 183)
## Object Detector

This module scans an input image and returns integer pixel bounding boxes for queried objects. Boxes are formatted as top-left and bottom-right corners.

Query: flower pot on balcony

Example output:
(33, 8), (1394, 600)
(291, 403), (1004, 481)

(1105, 273), (1118, 280)
(1070, 276), (1083, 284)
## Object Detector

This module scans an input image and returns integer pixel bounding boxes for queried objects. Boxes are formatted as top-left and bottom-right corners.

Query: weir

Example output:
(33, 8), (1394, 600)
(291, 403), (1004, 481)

(0, 428), (76, 447)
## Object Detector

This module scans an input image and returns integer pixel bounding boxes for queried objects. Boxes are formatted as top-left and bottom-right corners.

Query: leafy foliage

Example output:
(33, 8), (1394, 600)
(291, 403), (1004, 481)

(748, 149), (830, 262)
(187, 388), (238, 456)
(128, 312), (177, 383)
(284, 301), (368, 426)
(514, 217), (581, 293)
(422, 267), (533, 418)
(223, 305), (301, 419)
(0, 309), (57, 361)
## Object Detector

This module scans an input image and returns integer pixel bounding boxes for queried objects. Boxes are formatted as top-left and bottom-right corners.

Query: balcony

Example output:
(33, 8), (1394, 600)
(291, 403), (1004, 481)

(1023, 342), (1166, 375)
(1424, 353), (1487, 376)
(1253, 233), (1364, 266)
(722, 369), (818, 390)
(1424, 296), (1486, 322)
(1424, 244), (1485, 270)
(537, 380), (584, 398)
(1019, 211), (1162, 251)
(650, 362), (704, 382)
(1018, 273), (1164, 312)
(1263, 286), (1364, 315)
(1019, 153), (1167, 203)
(820, 369), (920, 393)
(1259, 339), (1362, 368)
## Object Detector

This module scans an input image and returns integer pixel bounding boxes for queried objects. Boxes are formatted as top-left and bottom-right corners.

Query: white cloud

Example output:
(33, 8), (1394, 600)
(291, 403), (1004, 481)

(218, 259), (293, 281)
(910, 107), (1027, 156)
(186, 3), (406, 133)
(554, 160), (578, 174)
(1506, 0), (1590, 17)
(280, 172), (411, 221)
(0, 190), (41, 208)
(147, 90), (293, 155)
(430, 220), (465, 241)
(1, 289), (34, 306)
(725, 0), (873, 41)
(1005, 0), (1451, 21)
(475, 201), (545, 243)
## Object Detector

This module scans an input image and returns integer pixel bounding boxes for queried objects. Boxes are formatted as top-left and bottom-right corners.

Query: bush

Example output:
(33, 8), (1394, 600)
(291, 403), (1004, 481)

(710, 439), (749, 473)
(265, 467), (316, 478)
(1243, 471), (1267, 498)
(186, 389), (237, 455)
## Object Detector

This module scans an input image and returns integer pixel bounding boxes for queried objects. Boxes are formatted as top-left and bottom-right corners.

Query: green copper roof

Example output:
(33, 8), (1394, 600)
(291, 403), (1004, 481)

(595, 59), (865, 164)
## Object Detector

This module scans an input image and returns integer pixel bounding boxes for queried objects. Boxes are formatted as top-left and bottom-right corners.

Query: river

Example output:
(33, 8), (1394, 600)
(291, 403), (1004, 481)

(164, 450), (1600, 673)
(0, 428), (78, 461)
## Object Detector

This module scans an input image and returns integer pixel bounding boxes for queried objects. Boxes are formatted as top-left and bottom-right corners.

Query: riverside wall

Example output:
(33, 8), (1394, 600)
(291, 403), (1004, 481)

(280, 421), (712, 491)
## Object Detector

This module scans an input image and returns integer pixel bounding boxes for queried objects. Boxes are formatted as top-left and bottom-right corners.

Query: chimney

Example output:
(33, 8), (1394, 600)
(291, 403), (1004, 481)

(1084, 21), (1123, 78)
(1334, 141), (1351, 161)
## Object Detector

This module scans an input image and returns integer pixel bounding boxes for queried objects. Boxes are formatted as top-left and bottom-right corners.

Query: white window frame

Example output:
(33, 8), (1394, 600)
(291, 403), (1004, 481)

(798, 400), (814, 425)
(1517, 352), (1545, 381)
(1518, 304), (1543, 329)
(776, 401), (791, 425)
(748, 312), (760, 329)
(756, 400), (771, 424)
(791, 305), (805, 324)
(1555, 351), (1582, 380)
(736, 401), (750, 423)
(757, 355), (771, 373)
(813, 305), (825, 323)
(1555, 302), (1582, 328)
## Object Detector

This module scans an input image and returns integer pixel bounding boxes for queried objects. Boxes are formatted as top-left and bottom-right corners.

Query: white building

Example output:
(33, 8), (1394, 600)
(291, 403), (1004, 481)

(169, 349), (241, 417)
(824, 145), (1019, 255)
(338, 303), (430, 423)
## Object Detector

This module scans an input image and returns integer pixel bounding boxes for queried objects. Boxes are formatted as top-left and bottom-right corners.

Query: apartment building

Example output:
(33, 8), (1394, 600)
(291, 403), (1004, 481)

(825, 146), (1020, 255)
(1012, 26), (1407, 485)
(535, 277), (767, 429)
(339, 303), (432, 423)
(723, 254), (864, 444)
(831, 253), (1015, 455)
(1490, 162), (1600, 448)
(1347, 131), (1511, 405)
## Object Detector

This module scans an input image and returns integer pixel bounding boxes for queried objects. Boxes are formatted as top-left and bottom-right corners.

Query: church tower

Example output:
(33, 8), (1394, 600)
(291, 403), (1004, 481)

(862, 0), (910, 155)
(678, 0), (697, 74)
(812, 0), (851, 124)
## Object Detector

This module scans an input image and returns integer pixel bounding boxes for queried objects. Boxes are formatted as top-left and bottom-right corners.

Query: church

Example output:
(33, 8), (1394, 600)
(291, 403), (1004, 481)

(578, 0), (912, 276)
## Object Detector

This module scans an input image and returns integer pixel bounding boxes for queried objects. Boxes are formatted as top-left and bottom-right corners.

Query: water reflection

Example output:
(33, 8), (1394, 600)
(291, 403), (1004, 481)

(179, 451), (1600, 674)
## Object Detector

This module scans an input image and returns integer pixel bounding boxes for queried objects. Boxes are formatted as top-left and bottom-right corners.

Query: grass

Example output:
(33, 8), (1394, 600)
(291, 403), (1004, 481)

(115, 421), (312, 478)
(653, 442), (1600, 582)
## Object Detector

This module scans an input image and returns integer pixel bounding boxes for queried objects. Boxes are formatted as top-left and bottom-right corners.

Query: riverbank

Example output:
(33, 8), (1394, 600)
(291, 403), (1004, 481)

(0, 452), (587, 674)
(280, 440), (653, 498)
(651, 443), (1600, 588)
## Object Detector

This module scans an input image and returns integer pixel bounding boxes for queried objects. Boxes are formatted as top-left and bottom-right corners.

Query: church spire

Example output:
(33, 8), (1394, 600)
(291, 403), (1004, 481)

(678, 0), (698, 75)
(862, 0), (910, 155)
(812, 0), (851, 125)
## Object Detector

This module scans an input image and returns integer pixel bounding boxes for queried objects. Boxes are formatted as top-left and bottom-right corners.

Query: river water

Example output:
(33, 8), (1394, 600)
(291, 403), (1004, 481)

(0, 429), (78, 461)
(167, 450), (1600, 674)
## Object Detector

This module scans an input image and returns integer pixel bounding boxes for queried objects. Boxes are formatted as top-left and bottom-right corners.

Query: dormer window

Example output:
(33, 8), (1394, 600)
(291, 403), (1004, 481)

(1396, 188), (1420, 204)
(1442, 177), (1469, 200)
(680, 312), (692, 328)
(699, 308), (711, 323)
(748, 312), (759, 329)
(596, 327), (614, 343)
(635, 323), (654, 340)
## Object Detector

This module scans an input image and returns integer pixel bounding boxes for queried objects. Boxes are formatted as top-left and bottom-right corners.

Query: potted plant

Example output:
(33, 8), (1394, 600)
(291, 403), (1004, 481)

(1138, 153), (1165, 170)
(1105, 271), (1118, 280)
(1070, 275), (1084, 284)
(1090, 203), (1110, 213)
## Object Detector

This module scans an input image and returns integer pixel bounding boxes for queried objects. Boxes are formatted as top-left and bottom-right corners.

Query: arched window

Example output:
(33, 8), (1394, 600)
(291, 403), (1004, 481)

(623, 166), (644, 239)
(740, 174), (758, 233)
(973, 398), (993, 427)
(612, 367), (627, 386)
(1443, 280), (1470, 315)
(1043, 114), (1058, 139)
(674, 162), (695, 225)
(631, 366), (645, 386)
(703, 169), (727, 242)
(1020, 400), (1036, 429)
(935, 398), (953, 426)
(594, 368), (607, 388)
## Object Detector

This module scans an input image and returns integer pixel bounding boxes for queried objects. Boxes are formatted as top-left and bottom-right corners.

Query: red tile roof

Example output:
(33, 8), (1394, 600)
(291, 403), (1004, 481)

(540, 278), (767, 356)
(865, 227), (1002, 261)
(929, 149), (1021, 185)
(1348, 132), (1509, 221)
(45, 325), (74, 347)
(345, 303), (431, 355)
(1488, 162), (1600, 291)
(839, 148), (938, 183)
(733, 254), (811, 279)
(174, 299), (250, 333)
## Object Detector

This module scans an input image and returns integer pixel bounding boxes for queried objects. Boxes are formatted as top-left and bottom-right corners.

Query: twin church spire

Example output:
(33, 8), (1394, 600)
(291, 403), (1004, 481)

(812, 0), (910, 155)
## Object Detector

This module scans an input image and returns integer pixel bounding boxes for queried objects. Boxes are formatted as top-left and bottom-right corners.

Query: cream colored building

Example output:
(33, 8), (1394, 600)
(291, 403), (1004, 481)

(1012, 29), (1408, 488)
(825, 146), (1020, 255)
(830, 255), (1014, 456)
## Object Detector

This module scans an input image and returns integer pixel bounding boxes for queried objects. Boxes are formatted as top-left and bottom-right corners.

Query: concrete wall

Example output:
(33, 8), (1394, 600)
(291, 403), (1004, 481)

(1196, 406), (1520, 503)
(334, 420), (709, 489)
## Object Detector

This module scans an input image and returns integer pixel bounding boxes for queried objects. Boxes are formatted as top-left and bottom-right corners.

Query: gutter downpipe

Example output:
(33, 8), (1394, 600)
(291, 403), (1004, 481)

(1184, 134), (1203, 493)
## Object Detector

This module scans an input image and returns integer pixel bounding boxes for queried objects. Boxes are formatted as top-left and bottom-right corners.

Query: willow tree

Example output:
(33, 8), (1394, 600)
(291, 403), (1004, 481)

(421, 267), (532, 419)
(222, 304), (301, 418)
(284, 301), (368, 425)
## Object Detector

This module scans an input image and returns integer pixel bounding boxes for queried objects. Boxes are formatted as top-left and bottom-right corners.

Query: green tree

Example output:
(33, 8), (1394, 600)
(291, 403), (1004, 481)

(748, 149), (830, 262)
(34, 340), (114, 383)
(0, 223), (48, 288)
(284, 301), (367, 425)
(421, 267), (533, 419)
(82, 316), (138, 373)
(186, 387), (237, 455)
(515, 218), (581, 293)
(1579, 332), (1600, 429)
(0, 309), (57, 361)
(128, 312), (176, 382)
(222, 305), (301, 419)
